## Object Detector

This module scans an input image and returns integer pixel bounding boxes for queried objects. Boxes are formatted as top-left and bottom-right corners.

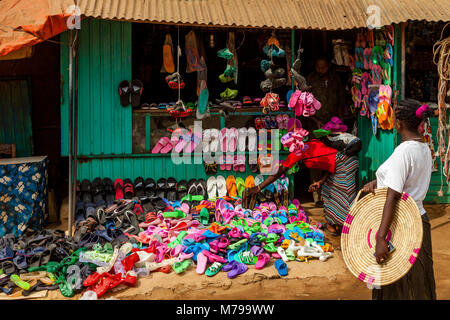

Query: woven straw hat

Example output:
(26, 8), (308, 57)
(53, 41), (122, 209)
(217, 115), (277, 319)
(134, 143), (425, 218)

(341, 188), (423, 287)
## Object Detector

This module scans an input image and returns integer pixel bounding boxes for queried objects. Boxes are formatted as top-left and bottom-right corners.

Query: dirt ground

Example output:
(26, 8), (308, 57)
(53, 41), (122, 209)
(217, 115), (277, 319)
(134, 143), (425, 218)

(40, 201), (450, 300)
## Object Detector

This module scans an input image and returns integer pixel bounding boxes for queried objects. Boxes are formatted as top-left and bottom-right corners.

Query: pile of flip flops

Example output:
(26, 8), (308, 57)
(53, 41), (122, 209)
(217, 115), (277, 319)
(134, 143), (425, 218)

(260, 35), (287, 92)
(281, 127), (310, 156)
(322, 117), (348, 133)
(1, 177), (334, 299)
(217, 48), (238, 100)
(351, 27), (395, 134)
(288, 90), (321, 117)
(260, 92), (280, 113)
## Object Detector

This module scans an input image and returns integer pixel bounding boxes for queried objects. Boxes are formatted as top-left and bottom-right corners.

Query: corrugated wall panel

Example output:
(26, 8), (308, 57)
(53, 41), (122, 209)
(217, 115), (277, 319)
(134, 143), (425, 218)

(76, 155), (282, 180)
(60, 18), (132, 156)
(357, 116), (396, 187)
(0, 78), (33, 157)
(425, 117), (450, 204)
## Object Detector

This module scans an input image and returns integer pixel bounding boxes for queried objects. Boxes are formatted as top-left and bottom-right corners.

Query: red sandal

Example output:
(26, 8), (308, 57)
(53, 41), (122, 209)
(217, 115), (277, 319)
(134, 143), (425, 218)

(114, 179), (124, 200)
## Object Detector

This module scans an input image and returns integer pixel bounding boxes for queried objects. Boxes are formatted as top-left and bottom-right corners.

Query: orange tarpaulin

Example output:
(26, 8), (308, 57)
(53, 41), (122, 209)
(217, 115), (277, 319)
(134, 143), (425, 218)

(0, 0), (73, 56)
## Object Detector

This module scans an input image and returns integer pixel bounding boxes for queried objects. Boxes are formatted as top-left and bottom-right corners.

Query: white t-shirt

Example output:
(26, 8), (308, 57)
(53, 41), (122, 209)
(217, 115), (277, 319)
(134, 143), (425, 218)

(376, 141), (432, 215)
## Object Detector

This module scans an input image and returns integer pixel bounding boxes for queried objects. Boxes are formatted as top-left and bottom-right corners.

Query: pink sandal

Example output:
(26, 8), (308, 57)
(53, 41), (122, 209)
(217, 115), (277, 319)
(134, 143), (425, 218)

(152, 136), (170, 154)
(202, 250), (227, 263)
(219, 128), (228, 152)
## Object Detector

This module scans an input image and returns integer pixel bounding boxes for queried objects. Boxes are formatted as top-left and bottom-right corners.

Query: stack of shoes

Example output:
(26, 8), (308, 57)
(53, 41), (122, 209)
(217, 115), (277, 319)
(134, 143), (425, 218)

(281, 127), (310, 156)
(217, 48), (238, 100)
(288, 90), (321, 117)
(260, 35), (287, 92)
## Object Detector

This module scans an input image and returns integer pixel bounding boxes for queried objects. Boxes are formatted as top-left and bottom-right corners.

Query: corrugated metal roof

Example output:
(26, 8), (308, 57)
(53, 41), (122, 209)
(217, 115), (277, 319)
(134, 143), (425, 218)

(69, 0), (450, 30)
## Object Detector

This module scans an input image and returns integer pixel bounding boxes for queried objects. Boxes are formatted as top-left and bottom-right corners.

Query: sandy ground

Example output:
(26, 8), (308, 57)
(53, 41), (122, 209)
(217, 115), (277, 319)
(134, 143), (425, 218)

(40, 201), (450, 300)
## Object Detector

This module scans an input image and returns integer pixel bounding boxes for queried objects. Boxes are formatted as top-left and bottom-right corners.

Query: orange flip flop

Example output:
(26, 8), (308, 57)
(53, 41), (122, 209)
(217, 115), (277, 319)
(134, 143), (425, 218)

(244, 175), (255, 189)
(162, 34), (175, 73)
(266, 36), (280, 48)
(207, 222), (229, 234)
(226, 176), (237, 198)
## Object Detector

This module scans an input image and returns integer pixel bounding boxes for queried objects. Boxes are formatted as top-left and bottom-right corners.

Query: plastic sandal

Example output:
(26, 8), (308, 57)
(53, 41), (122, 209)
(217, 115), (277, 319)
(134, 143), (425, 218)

(227, 261), (248, 279)
(205, 262), (224, 277)
(235, 250), (257, 265)
(274, 259), (288, 276)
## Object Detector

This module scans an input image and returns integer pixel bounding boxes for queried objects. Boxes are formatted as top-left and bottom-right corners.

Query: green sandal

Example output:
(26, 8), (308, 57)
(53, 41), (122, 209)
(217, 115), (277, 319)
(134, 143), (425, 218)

(163, 210), (186, 219)
(56, 273), (74, 297)
(235, 177), (245, 198)
(168, 230), (188, 249)
(312, 129), (331, 138)
(181, 194), (204, 202)
(232, 219), (250, 233)
(235, 251), (257, 265)
(223, 65), (237, 77)
(10, 274), (30, 290)
(257, 234), (267, 242)
(263, 243), (278, 253)
(28, 261), (60, 273)
(285, 249), (296, 261)
(263, 217), (282, 227)
(219, 73), (234, 83)
(200, 208), (210, 225)
(172, 259), (192, 274)
(250, 222), (262, 233)
(217, 48), (234, 60)
(205, 262), (224, 276)
(266, 233), (280, 243)
(227, 239), (247, 251)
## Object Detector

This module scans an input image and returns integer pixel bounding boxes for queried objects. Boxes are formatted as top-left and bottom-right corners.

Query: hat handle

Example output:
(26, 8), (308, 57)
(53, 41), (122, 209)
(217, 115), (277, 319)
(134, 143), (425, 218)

(349, 189), (364, 212)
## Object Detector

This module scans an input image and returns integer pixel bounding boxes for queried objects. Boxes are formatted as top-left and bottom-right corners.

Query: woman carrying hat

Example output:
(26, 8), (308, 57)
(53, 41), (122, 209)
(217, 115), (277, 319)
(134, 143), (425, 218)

(363, 99), (436, 300)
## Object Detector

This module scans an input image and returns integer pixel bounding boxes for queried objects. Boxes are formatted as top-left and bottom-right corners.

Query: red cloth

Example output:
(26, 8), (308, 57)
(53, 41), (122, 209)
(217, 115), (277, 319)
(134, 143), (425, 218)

(282, 139), (337, 173)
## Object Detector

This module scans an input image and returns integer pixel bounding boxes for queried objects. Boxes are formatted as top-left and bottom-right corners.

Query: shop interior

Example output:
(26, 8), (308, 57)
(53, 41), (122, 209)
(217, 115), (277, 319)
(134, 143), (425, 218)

(130, 24), (359, 203)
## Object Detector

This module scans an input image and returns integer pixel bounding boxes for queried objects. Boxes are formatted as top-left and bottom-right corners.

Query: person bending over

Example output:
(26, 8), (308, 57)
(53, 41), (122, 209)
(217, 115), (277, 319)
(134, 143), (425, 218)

(243, 139), (358, 235)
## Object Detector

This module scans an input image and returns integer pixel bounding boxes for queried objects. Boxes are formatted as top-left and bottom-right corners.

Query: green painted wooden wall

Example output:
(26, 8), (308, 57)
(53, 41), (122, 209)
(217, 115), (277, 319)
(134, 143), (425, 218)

(425, 117), (450, 203)
(60, 18), (132, 156)
(357, 118), (396, 186)
(0, 78), (33, 157)
(357, 25), (401, 187)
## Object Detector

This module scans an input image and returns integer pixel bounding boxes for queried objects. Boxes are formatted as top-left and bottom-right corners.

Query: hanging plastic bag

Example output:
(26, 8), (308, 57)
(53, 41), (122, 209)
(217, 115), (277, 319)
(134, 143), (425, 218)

(185, 31), (205, 73)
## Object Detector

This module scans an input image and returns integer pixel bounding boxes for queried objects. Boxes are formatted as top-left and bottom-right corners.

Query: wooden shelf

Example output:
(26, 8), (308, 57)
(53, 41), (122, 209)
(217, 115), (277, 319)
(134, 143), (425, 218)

(133, 106), (293, 116)
(76, 150), (291, 160)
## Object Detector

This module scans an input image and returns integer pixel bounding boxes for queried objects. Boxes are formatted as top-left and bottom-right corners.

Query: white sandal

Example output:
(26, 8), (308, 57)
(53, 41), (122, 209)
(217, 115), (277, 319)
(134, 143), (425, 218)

(277, 247), (289, 263)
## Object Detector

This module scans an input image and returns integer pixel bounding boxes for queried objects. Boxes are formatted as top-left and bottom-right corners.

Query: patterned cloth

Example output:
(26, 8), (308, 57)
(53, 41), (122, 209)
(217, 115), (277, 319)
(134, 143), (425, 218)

(0, 156), (48, 237)
(321, 151), (359, 226)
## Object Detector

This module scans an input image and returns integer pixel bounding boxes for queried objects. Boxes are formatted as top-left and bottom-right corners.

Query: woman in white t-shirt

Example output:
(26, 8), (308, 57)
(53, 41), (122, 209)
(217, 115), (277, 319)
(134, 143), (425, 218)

(363, 98), (436, 300)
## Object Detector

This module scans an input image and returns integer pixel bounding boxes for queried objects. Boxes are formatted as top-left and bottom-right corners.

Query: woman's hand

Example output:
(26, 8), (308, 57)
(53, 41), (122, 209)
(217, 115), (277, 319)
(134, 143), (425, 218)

(375, 235), (389, 264)
(308, 182), (322, 192)
(363, 180), (377, 194)
(242, 186), (260, 200)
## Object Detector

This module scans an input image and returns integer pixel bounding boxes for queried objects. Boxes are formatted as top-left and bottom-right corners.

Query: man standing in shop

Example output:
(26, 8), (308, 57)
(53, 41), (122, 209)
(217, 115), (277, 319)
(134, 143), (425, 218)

(304, 55), (345, 207)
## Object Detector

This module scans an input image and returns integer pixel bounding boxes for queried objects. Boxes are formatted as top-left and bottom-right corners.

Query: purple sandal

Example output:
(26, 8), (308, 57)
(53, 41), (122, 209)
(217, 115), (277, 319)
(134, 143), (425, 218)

(227, 262), (248, 279)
